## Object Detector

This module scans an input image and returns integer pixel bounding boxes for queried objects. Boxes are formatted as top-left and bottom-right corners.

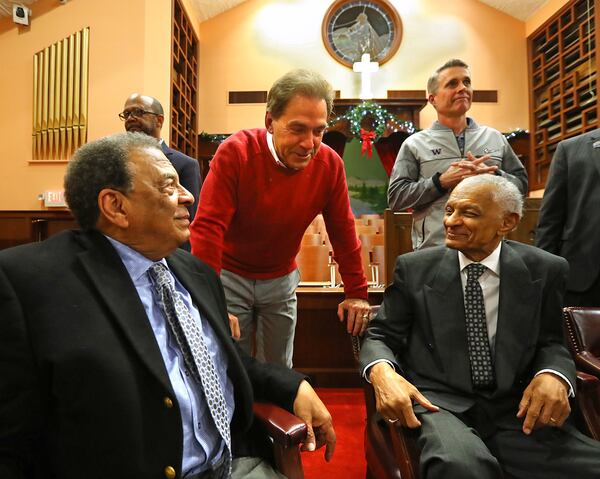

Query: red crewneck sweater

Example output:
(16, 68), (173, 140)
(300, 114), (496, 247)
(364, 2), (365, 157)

(190, 128), (367, 299)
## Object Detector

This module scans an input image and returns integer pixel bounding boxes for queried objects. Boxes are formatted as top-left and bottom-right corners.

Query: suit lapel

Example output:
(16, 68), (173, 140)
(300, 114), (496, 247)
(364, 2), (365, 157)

(161, 142), (173, 159)
(587, 133), (600, 179)
(494, 241), (541, 391)
(76, 232), (172, 392)
(424, 248), (471, 380)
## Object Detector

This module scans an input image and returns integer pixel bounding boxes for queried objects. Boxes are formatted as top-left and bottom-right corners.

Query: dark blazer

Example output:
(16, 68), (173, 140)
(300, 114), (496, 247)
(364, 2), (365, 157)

(0, 230), (302, 479)
(536, 128), (600, 292)
(359, 241), (575, 419)
(161, 142), (202, 223)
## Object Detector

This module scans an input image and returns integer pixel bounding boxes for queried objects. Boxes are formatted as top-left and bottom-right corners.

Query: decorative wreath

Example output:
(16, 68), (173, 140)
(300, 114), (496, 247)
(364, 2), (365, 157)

(329, 101), (416, 142)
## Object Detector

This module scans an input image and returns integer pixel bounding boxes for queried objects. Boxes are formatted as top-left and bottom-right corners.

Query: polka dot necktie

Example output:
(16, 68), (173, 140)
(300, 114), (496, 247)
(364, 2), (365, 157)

(149, 263), (231, 479)
(464, 263), (496, 389)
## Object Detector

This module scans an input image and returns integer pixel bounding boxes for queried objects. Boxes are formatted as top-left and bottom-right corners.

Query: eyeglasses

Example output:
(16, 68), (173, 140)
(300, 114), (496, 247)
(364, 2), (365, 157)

(118, 108), (161, 121)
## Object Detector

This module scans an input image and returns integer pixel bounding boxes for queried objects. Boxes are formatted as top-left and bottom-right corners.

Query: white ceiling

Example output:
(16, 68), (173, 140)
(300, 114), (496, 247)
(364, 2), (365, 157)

(0, 0), (550, 23)
(189, 0), (248, 23)
(478, 0), (549, 21)
(187, 0), (550, 23)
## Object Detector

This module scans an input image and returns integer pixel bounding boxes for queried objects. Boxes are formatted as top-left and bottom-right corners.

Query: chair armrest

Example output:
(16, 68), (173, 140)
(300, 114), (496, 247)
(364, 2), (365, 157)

(576, 370), (600, 387)
(253, 402), (307, 448)
(575, 371), (600, 441)
(575, 352), (600, 377)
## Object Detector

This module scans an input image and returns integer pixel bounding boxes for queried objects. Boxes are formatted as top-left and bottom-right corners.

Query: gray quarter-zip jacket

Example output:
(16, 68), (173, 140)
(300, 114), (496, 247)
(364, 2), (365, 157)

(388, 118), (528, 249)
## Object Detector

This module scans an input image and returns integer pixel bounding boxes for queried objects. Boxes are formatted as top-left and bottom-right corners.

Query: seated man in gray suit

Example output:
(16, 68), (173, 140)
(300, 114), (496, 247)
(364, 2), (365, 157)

(360, 175), (600, 478)
(0, 133), (335, 479)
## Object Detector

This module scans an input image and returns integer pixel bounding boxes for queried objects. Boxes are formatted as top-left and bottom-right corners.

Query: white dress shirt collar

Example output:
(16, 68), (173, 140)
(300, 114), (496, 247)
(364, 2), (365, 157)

(458, 241), (502, 276)
(266, 131), (288, 168)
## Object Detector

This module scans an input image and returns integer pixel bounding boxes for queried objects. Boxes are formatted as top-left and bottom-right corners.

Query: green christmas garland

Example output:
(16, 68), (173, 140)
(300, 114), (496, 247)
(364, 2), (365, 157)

(502, 129), (528, 140)
(200, 107), (526, 144)
(329, 100), (416, 140)
(199, 131), (230, 143)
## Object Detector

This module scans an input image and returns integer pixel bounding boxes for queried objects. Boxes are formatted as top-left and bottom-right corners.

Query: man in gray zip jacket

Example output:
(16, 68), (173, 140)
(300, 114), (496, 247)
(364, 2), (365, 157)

(388, 59), (528, 250)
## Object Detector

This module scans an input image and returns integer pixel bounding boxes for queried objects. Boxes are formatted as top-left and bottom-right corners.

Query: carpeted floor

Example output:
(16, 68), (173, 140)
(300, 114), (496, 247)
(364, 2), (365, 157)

(301, 388), (366, 479)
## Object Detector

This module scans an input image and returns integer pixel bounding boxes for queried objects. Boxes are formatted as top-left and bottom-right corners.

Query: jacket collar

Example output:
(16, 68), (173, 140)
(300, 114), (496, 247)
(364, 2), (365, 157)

(430, 117), (477, 131)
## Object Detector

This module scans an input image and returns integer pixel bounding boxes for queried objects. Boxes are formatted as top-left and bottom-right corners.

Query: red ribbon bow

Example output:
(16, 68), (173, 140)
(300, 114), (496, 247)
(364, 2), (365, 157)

(360, 129), (376, 157)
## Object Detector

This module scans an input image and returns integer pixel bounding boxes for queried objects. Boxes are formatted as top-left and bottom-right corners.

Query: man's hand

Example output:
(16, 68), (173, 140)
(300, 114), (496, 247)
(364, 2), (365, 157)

(227, 313), (240, 340)
(369, 362), (439, 428)
(337, 298), (371, 336)
(293, 380), (336, 461)
(516, 372), (571, 435)
(438, 152), (498, 190)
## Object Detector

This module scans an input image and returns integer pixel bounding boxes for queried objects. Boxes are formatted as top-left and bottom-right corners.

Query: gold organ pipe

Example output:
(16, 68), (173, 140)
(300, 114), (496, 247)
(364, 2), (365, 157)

(32, 55), (38, 160)
(66, 33), (75, 156)
(72, 30), (81, 151)
(32, 28), (89, 161)
(60, 38), (68, 159)
(54, 41), (62, 160)
(80, 28), (89, 146)
(42, 47), (49, 158)
(48, 44), (56, 158)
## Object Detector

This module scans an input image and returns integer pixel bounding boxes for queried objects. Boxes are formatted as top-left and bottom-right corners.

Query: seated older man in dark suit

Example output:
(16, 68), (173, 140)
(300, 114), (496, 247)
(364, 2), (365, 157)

(360, 175), (600, 478)
(0, 132), (335, 479)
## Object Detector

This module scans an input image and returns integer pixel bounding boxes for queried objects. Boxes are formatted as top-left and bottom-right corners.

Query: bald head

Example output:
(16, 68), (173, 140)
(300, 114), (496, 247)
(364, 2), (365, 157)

(122, 93), (164, 139)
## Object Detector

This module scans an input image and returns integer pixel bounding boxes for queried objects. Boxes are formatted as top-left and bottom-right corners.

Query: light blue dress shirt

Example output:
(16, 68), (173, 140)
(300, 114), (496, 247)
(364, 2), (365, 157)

(106, 237), (235, 476)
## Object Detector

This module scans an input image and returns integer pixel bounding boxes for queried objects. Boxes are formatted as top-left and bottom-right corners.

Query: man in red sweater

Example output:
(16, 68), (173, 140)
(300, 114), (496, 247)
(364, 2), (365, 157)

(190, 69), (370, 367)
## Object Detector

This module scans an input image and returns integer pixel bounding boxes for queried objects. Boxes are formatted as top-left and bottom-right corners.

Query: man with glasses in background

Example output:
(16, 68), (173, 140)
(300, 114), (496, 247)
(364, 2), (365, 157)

(120, 93), (202, 250)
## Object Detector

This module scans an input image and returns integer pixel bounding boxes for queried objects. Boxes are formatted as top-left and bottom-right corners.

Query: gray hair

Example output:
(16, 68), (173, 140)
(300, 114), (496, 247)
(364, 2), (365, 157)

(64, 132), (160, 230)
(427, 58), (470, 95)
(459, 175), (524, 218)
(267, 69), (335, 119)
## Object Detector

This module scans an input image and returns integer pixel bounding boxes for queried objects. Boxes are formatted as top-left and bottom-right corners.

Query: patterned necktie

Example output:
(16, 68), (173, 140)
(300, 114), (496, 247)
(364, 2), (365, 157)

(464, 263), (496, 389)
(148, 262), (231, 479)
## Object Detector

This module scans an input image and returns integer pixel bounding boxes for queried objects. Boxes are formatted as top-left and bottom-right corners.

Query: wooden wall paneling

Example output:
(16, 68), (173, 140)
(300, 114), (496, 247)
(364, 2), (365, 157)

(0, 211), (77, 250)
(171, 0), (199, 159)
(527, 0), (599, 190)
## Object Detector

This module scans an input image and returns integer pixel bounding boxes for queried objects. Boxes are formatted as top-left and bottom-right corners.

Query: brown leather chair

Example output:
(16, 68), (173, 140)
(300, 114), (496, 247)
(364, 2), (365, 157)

(253, 402), (308, 479)
(355, 305), (600, 479)
(574, 371), (600, 440)
(363, 384), (420, 479)
(563, 307), (600, 377)
(352, 306), (421, 479)
(563, 306), (600, 440)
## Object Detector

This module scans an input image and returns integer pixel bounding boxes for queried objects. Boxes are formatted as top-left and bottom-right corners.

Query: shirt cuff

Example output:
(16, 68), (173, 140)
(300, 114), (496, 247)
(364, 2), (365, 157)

(362, 359), (396, 383)
(536, 369), (575, 397)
